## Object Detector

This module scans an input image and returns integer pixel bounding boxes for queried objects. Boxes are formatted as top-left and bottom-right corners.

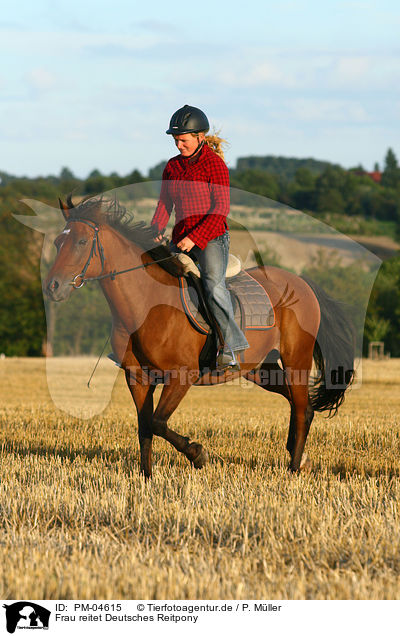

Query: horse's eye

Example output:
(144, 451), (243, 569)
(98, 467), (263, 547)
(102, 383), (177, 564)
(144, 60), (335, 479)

(78, 239), (88, 246)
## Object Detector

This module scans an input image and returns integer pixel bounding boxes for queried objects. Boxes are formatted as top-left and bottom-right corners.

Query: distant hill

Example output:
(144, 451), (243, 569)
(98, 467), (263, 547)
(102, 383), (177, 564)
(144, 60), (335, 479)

(233, 155), (341, 180)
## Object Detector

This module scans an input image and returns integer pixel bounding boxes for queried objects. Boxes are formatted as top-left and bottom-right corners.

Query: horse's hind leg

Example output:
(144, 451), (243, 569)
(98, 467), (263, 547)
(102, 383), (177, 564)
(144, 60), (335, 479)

(282, 360), (314, 472)
(287, 401), (314, 471)
(151, 377), (209, 470)
(248, 357), (314, 472)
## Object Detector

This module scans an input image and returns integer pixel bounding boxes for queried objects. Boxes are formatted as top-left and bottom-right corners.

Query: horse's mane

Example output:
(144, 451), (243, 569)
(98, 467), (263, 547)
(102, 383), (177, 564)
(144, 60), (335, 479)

(65, 194), (185, 278)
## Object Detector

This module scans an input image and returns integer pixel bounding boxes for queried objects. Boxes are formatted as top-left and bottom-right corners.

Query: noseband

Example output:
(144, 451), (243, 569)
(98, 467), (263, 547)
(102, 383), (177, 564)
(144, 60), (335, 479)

(67, 218), (176, 288)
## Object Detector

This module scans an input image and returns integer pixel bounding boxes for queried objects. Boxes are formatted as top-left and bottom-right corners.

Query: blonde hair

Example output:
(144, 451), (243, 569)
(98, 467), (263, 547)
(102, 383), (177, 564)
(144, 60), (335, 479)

(192, 129), (228, 162)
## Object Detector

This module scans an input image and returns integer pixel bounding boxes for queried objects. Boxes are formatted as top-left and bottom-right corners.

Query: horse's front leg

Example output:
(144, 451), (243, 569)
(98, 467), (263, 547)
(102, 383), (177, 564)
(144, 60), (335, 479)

(151, 375), (209, 470)
(112, 328), (156, 478)
(125, 366), (156, 478)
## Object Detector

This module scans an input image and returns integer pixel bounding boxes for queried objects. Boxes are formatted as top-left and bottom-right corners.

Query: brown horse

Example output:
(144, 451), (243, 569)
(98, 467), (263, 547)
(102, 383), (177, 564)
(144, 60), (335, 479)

(44, 196), (354, 478)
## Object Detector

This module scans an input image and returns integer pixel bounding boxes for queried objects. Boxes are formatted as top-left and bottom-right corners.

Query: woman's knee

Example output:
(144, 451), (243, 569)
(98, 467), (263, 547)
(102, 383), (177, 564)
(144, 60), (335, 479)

(202, 271), (224, 292)
(203, 279), (230, 306)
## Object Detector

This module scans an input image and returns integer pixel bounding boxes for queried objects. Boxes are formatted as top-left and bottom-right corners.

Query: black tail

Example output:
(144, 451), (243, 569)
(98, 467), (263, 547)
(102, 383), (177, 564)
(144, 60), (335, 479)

(303, 277), (355, 416)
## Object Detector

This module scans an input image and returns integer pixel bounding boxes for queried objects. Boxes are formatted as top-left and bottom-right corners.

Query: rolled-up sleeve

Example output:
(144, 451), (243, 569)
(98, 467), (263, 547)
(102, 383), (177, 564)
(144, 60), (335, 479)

(151, 166), (173, 234)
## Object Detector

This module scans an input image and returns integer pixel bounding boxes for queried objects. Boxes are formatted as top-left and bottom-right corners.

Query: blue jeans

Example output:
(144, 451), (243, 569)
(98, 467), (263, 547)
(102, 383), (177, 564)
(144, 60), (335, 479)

(172, 232), (249, 352)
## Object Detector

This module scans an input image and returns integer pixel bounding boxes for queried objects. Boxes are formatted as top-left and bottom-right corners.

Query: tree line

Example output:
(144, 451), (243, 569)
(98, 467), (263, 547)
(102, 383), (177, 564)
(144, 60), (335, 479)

(0, 149), (399, 357)
(230, 149), (400, 229)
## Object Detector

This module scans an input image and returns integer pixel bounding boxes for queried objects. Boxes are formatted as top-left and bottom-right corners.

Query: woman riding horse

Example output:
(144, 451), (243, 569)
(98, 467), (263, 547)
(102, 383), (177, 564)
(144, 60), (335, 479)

(151, 105), (249, 371)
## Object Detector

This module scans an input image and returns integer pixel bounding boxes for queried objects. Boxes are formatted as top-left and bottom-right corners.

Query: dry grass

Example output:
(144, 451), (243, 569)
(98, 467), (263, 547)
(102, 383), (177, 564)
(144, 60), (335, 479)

(0, 357), (399, 600)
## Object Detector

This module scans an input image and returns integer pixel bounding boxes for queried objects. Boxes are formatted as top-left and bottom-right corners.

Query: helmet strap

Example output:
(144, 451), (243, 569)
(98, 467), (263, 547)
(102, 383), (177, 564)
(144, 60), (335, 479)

(186, 138), (205, 159)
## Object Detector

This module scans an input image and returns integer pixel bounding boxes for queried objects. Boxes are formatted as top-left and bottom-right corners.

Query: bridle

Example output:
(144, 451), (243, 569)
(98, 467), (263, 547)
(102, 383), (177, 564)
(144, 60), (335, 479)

(67, 218), (176, 289)
(68, 219), (105, 288)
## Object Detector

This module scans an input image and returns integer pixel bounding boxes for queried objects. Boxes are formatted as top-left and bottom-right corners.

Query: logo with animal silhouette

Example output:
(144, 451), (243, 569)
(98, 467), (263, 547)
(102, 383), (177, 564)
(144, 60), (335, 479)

(3, 602), (51, 633)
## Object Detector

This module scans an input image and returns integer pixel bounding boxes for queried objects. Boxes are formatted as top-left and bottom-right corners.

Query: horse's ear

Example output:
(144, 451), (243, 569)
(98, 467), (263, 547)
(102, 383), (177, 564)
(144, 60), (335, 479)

(59, 198), (70, 220)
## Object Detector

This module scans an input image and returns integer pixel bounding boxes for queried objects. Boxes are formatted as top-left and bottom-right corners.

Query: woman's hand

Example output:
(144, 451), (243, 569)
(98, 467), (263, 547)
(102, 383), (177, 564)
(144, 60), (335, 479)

(177, 237), (195, 252)
(154, 233), (164, 242)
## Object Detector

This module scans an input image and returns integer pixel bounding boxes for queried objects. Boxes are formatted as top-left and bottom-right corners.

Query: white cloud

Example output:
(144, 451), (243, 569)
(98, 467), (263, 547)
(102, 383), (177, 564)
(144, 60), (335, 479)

(26, 68), (56, 90)
(132, 19), (177, 33)
(288, 98), (371, 123)
(219, 60), (298, 88)
(332, 56), (370, 83)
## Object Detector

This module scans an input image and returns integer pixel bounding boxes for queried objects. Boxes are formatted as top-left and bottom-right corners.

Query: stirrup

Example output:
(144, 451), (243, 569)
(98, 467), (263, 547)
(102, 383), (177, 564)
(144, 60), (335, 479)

(107, 352), (122, 368)
(216, 345), (241, 372)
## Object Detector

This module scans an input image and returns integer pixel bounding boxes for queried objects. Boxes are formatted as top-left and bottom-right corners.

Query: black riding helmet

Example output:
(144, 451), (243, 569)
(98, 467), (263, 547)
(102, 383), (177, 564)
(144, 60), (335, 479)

(166, 105), (209, 135)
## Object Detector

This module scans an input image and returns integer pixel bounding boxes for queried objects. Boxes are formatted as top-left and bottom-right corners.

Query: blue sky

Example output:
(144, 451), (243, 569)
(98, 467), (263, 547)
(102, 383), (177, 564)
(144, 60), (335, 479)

(1, 0), (399, 177)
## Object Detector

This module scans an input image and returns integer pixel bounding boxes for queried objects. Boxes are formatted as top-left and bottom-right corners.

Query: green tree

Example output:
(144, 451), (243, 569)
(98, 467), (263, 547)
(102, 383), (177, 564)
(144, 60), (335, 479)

(364, 314), (390, 342)
(301, 250), (375, 352)
(124, 169), (145, 184)
(83, 168), (109, 194)
(289, 167), (317, 211)
(59, 166), (75, 181)
(52, 285), (111, 355)
(0, 198), (46, 355)
(148, 161), (167, 180)
(230, 169), (280, 200)
(314, 166), (347, 214)
(366, 256), (400, 356)
(381, 148), (400, 189)
(59, 166), (81, 195)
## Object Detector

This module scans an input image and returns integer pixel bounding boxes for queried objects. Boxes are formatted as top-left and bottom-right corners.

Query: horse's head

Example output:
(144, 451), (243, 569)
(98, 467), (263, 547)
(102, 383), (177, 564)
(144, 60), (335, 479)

(44, 197), (106, 301)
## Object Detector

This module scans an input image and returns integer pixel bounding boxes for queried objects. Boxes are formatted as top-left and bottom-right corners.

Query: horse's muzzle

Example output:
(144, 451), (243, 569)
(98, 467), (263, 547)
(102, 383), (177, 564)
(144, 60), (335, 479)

(44, 276), (72, 301)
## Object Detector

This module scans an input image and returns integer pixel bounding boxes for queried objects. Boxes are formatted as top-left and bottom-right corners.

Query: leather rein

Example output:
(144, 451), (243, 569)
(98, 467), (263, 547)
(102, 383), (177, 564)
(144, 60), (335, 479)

(67, 218), (176, 289)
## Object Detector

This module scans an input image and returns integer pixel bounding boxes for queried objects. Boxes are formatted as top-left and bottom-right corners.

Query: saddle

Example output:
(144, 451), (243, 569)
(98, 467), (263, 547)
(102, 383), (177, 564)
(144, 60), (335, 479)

(177, 253), (275, 374)
(177, 252), (242, 280)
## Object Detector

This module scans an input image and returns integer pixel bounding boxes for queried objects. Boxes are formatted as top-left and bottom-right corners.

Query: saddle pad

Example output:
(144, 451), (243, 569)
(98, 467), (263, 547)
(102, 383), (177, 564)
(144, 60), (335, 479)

(178, 270), (275, 334)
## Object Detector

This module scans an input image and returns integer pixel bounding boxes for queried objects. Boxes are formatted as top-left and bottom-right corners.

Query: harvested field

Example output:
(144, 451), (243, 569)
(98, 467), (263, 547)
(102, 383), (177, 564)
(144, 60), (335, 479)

(0, 357), (399, 599)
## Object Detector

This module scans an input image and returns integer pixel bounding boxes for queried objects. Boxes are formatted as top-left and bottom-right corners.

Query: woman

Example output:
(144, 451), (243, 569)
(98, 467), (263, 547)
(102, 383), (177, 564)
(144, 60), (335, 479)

(151, 104), (249, 371)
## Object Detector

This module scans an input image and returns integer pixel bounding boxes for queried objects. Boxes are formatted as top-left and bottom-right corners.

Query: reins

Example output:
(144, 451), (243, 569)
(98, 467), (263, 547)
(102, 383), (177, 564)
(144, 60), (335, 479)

(68, 218), (177, 288)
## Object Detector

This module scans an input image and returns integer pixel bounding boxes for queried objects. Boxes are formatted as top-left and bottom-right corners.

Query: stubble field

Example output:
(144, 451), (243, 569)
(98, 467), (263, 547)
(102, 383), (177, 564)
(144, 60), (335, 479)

(0, 357), (399, 600)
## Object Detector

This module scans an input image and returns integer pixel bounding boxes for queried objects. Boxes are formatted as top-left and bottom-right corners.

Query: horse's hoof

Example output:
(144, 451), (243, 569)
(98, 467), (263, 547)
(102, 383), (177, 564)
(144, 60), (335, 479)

(187, 443), (209, 469)
(193, 448), (209, 469)
(300, 454), (312, 472)
(288, 454), (311, 473)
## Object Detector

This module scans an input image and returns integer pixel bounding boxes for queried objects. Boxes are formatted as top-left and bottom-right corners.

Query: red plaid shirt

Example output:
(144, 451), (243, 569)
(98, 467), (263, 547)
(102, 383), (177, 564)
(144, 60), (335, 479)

(151, 143), (230, 250)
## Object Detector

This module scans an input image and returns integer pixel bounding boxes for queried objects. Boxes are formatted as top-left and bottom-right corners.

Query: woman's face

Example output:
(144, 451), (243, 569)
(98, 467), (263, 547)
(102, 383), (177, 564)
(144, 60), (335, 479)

(173, 132), (204, 157)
